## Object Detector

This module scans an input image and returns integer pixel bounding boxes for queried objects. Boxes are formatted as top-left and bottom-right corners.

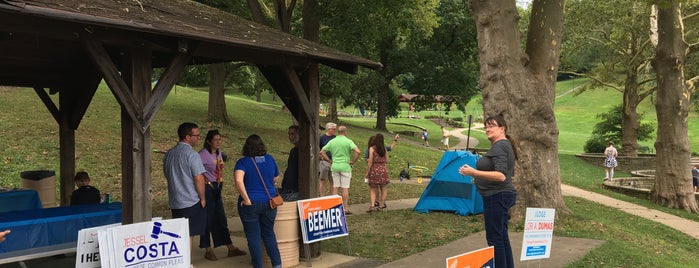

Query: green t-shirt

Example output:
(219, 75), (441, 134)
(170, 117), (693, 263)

(322, 135), (358, 172)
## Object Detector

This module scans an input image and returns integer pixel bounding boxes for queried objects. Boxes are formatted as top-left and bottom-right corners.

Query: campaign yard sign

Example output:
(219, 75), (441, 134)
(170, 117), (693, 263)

(298, 195), (348, 243)
(446, 246), (494, 268)
(98, 218), (190, 268)
(75, 223), (121, 268)
(520, 207), (556, 261)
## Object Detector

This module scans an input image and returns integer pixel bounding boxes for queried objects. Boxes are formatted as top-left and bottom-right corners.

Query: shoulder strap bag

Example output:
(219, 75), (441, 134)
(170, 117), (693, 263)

(251, 157), (283, 209)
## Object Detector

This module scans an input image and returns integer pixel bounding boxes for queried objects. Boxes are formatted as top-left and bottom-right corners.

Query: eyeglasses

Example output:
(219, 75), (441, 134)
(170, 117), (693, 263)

(189, 134), (201, 138)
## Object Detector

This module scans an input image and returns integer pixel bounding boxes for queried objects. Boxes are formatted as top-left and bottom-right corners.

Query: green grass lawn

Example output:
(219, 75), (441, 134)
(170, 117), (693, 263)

(1, 78), (698, 267)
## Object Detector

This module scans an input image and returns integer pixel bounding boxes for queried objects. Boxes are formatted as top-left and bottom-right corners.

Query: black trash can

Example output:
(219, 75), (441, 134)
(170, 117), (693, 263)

(20, 170), (56, 208)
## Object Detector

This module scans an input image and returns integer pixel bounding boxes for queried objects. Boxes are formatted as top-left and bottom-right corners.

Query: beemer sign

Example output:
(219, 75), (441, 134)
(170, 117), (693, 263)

(298, 195), (348, 243)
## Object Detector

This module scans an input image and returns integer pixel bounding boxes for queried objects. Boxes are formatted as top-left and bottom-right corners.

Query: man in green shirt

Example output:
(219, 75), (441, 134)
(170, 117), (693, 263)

(320, 125), (360, 214)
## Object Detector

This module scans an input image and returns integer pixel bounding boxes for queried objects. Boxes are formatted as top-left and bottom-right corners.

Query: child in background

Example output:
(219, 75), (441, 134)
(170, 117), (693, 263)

(71, 171), (101, 205)
(421, 129), (429, 146)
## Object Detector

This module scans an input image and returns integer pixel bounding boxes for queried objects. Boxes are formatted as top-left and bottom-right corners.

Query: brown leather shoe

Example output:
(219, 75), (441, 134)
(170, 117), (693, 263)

(228, 247), (247, 257)
(205, 250), (218, 261)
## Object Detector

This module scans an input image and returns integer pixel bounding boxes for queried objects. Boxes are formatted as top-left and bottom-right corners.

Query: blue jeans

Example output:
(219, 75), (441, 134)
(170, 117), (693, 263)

(238, 199), (281, 268)
(482, 191), (516, 268)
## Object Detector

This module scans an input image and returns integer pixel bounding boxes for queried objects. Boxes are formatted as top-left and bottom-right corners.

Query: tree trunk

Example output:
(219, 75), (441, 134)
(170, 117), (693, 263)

(207, 63), (230, 124)
(246, 0), (268, 24)
(326, 98), (339, 122)
(650, 2), (698, 212)
(469, 0), (570, 221)
(374, 38), (394, 132)
(273, 0), (297, 33)
(621, 73), (640, 156)
(375, 79), (389, 131)
(255, 86), (262, 102)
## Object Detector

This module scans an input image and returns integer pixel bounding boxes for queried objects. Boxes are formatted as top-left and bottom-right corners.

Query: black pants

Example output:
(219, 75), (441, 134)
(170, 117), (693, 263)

(199, 182), (233, 248)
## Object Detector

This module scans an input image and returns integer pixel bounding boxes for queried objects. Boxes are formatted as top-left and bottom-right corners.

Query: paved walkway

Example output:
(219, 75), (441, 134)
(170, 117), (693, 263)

(561, 184), (699, 239)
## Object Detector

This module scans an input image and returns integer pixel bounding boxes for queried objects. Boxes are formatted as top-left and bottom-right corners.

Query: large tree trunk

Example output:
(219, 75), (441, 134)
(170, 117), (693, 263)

(374, 38), (394, 131)
(621, 72), (641, 156)
(469, 0), (570, 221)
(207, 63), (230, 124)
(650, 2), (698, 212)
(375, 79), (389, 131)
(326, 98), (339, 122)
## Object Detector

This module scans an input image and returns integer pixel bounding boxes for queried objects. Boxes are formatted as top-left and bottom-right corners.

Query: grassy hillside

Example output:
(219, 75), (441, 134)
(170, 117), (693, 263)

(0, 85), (443, 217)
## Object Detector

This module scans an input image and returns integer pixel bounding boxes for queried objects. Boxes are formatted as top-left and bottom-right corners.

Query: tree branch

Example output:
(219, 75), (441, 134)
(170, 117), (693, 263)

(558, 71), (622, 92)
(687, 75), (699, 91)
(683, 10), (699, 21)
(639, 86), (656, 101)
(689, 42), (699, 56)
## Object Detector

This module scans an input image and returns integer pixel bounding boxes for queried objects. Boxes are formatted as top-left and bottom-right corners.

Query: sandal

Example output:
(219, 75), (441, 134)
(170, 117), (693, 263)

(344, 210), (353, 215)
(381, 204), (387, 211)
(205, 250), (218, 261)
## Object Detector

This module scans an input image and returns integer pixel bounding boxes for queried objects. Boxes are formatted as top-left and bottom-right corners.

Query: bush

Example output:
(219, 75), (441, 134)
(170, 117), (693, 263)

(584, 135), (608, 153)
(583, 105), (654, 153)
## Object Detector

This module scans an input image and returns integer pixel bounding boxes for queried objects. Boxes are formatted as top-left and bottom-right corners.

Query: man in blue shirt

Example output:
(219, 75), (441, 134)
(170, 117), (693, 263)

(319, 122), (337, 196)
(164, 122), (207, 243)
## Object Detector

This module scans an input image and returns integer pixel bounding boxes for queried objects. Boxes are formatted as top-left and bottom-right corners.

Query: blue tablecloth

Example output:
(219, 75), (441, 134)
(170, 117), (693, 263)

(0, 189), (42, 213)
(0, 202), (122, 253)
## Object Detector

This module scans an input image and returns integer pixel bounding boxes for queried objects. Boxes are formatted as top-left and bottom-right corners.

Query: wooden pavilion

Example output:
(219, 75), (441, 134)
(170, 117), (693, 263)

(0, 0), (381, 223)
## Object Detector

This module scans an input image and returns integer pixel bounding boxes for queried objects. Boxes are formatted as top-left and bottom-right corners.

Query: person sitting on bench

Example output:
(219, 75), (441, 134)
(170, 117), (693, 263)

(70, 171), (101, 205)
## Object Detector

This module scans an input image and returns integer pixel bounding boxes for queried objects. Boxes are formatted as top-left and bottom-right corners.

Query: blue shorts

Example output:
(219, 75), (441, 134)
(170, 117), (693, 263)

(171, 202), (206, 236)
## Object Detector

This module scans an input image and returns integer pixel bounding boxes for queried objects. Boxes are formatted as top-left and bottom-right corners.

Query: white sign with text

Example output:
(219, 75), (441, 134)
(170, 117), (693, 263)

(520, 207), (555, 261)
(75, 223), (121, 268)
(98, 218), (190, 268)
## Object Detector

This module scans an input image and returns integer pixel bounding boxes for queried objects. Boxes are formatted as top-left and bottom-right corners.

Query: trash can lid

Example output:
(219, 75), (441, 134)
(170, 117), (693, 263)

(20, 170), (56, 181)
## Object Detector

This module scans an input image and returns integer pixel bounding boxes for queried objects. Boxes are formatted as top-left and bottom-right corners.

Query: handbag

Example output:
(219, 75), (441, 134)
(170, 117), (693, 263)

(251, 157), (283, 209)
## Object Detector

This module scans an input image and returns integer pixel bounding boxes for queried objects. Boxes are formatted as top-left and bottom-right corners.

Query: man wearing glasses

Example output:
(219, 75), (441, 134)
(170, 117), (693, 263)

(164, 122), (207, 245)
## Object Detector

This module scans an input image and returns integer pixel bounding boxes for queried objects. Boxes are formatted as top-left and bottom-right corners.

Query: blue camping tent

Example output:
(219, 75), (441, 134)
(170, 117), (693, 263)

(414, 151), (483, 216)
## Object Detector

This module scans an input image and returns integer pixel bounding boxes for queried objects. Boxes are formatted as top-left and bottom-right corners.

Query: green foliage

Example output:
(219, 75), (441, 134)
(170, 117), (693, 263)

(317, 0), (441, 125)
(398, 0), (480, 112)
(561, 0), (654, 79)
(177, 66), (209, 87)
(583, 105), (654, 153)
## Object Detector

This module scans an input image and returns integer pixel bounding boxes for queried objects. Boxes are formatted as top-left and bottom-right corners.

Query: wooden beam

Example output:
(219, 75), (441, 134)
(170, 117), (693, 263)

(143, 40), (195, 131)
(280, 66), (314, 124)
(298, 63), (320, 200)
(83, 38), (145, 132)
(120, 45), (154, 223)
(66, 71), (101, 130)
(33, 87), (60, 124)
(58, 86), (75, 207)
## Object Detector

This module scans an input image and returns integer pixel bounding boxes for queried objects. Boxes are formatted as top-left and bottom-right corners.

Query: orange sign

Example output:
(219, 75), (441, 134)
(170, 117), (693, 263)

(446, 246), (494, 268)
(297, 195), (348, 243)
